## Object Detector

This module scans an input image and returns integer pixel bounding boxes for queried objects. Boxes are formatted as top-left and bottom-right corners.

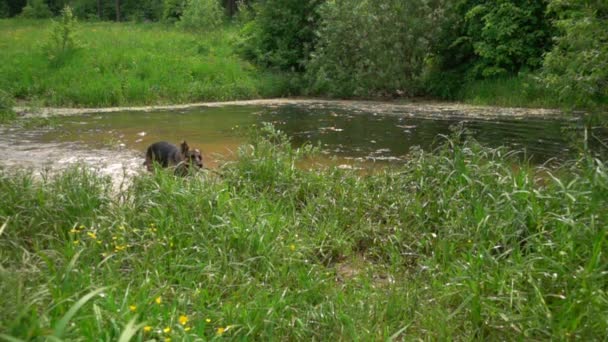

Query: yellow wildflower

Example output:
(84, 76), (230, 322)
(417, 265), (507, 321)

(143, 325), (152, 333)
(289, 244), (296, 252)
(184, 327), (191, 332)
(205, 318), (211, 323)
(69, 228), (81, 233)
(178, 315), (189, 325)
(163, 327), (171, 333)
(155, 296), (162, 304)
(87, 232), (97, 240)
(216, 327), (225, 335)
(165, 338), (171, 342)
(129, 305), (137, 312)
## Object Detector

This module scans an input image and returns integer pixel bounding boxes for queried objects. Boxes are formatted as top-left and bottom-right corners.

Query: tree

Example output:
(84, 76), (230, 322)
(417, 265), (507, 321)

(238, 0), (323, 71)
(542, 0), (608, 106)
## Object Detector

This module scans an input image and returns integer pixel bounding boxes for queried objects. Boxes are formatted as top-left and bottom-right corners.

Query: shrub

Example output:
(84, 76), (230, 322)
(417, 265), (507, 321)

(20, 0), (52, 18)
(542, 0), (608, 108)
(177, 0), (223, 31)
(162, 0), (186, 22)
(44, 6), (80, 62)
(305, 0), (445, 97)
(237, 0), (322, 71)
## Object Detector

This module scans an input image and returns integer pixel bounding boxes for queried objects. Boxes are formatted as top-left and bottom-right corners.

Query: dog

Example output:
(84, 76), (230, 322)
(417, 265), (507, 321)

(144, 141), (203, 175)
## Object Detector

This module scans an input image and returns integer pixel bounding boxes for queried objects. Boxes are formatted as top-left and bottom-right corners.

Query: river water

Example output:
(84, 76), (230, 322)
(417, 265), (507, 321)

(0, 102), (588, 179)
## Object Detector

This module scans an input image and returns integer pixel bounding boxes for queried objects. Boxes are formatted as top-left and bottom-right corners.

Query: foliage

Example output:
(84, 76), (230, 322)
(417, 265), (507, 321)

(464, 0), (552, 77)
(177, 0), (224, 31)
(20, 0), (53, 18)
(423, 0), (553, 98)
(1, 128), (608, 339)
(0, 20), (294, 106)
(44, 5), (79, 62)
(306, 0), (446, 97)
(162, 0), (187, 22)
(542, 0), (608, 108)
(237, 0), (322, 71)
(0, 0), (10, 18)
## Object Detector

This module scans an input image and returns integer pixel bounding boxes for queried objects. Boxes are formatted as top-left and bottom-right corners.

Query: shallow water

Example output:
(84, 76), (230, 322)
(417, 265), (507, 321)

(21, 103), (580, 168)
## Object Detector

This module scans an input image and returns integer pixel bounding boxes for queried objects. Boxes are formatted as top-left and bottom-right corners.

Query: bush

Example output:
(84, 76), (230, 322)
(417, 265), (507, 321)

(542, 0), (608, 108)
(162, 0), (186, 22)
(237, 0), (322, 71)
(20, 0), (52, 18)
(177, 0), (223, 31)
(464, 0), (552, 77)
(44, 6), (80, 62)
(305, 0), (445, 97)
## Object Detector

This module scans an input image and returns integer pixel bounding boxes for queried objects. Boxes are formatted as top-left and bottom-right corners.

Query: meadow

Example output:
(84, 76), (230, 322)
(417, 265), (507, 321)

(0, 19), (295, 107)
(1, 126), (606, 340)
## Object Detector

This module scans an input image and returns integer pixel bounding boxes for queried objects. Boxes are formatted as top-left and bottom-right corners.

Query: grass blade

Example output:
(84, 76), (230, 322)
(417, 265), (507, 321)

(52, 287), (108, 338)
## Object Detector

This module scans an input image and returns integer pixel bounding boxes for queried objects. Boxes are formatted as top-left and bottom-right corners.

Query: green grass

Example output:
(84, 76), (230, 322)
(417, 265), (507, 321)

(0, 19), (298, 107)
(1, 126), (607, 340)
(457, 75), (608, 110)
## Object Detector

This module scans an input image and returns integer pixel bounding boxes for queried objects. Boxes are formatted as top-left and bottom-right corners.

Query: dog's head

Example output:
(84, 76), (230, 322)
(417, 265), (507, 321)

(180, 141), (204, 169)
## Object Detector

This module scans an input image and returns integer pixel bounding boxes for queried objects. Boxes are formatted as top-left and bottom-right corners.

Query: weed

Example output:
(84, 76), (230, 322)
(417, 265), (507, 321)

(0, 128), (606, 339)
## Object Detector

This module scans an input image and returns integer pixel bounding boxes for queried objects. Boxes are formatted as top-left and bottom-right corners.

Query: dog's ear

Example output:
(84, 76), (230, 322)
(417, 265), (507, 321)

(180, 140), (190, 154)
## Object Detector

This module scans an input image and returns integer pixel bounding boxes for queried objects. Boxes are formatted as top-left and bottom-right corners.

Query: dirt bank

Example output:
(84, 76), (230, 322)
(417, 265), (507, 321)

(14, 98), (568, 119)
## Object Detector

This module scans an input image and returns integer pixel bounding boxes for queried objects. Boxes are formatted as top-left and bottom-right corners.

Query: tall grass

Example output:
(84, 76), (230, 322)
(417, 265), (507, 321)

(455, 75), (608, 110)
(0, 19), (297, 107)
(1, 127), (607, 340)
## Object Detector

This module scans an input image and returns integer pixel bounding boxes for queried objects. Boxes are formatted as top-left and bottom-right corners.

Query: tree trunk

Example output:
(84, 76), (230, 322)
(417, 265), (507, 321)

(115, 0), (120, 21)
(97, 0), (102, 19)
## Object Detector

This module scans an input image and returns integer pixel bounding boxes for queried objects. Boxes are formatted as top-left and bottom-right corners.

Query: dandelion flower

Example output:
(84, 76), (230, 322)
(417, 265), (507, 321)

(163, 327), (171, 333)
(143, 326), (152, 333)
(216, 327), (225, 335)
(129, 305), (137, 312)
(178, 315), (189, 325)
(290, 244), (296, 251)
(87, 232), (97, 239)
(155, 296), (162, 304)
(205, 318), (211, 323)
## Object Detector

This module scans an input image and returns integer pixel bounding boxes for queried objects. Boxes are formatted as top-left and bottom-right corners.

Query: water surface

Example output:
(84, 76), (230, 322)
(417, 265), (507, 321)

(31, 104), (580, 166)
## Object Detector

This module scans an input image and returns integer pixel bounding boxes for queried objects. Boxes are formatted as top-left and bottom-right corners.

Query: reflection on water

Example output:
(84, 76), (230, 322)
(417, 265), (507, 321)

(27, 104), (582, 167)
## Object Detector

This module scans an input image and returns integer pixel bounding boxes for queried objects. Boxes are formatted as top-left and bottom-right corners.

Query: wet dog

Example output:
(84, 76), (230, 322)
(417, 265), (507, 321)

(144, 141), (203, 175)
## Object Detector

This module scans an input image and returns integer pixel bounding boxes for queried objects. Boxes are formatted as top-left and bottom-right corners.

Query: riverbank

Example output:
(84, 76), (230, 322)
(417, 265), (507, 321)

(14, 98), (567, 120)
(1, 127), (606, 340)
(2, 19), (605, 115)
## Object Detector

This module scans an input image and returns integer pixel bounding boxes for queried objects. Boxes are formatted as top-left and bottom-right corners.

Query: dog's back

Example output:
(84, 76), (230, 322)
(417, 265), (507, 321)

(144, 141), (182, 170)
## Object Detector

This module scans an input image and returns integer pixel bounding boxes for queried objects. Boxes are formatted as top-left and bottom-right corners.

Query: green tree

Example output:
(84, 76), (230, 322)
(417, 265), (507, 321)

(306, 0), (445, 97)
(238, 0), (322, 71)
(542, 0), (608, 106)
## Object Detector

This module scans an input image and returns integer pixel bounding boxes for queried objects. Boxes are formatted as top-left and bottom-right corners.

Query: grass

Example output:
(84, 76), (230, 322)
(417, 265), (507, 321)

(0, 19), (298, 107)
(457, 75), (608, 110)
(1, 125), (607, 340)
